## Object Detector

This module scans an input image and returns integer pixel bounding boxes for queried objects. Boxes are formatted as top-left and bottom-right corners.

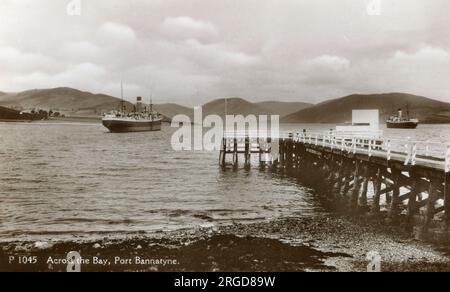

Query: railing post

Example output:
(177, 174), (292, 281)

(445, 145), (450, 173)
(425, 140), (430, 157)
(411, 143), (417, 166)
(353, 138), (357, 154)
(404, 139), (411, 166)
(387, 139), (391, 161)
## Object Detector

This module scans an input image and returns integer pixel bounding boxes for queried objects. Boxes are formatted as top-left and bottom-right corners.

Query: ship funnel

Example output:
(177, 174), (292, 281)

(136, 96), (144, 112)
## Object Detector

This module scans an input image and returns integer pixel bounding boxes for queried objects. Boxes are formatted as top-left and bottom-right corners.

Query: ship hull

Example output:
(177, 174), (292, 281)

(102, 119), (162, 133)
(386, 121), (418, 129)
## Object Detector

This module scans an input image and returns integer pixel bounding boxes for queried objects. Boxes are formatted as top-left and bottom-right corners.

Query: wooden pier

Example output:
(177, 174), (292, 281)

(220, 131), (450, 242)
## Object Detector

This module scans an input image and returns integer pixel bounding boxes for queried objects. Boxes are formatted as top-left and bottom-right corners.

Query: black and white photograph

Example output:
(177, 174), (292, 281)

(1, 0), (450, 278)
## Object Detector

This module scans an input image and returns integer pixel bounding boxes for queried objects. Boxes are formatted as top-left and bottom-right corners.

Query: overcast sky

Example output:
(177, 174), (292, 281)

(0, 0), (449, 106)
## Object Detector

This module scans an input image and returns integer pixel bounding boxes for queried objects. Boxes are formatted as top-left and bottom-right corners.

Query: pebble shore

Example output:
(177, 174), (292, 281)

(1, 214), (449, 272)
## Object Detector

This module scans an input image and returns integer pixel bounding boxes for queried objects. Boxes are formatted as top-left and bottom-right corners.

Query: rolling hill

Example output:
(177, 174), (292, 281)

(153, 103), (194, 120)
(2, 88), (449, 124)
(256, 101), (312, 117)
(282, 93), (450, 124)
(0, 87), (133, 116)
(202, 98), (270, 118)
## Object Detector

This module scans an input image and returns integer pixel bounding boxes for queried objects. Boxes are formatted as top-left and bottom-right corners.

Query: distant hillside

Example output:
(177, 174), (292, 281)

(3, 88), (447, 124)
(256, 101), (312, 117)
(202, 98), (271, 118)
(0, 87), (133, 117)
(282, 93), (450, 124)
(154, 99), (312, 123)
(153, 103), (194, 120)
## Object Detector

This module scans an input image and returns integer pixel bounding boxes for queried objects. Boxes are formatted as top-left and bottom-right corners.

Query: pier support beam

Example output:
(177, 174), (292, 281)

(244, 137), (250, 168)
(233, 138), (238, 168)
(371, 168), (382, 216)
(359, 165), (370, 211)
(340, 160), (354, 200)
(350, 160), (362, 210)
(389, 169), (402, 222)
(407, 173), (420, 224)
(424, 178), (440, 230)
(219, 138), (227, 167)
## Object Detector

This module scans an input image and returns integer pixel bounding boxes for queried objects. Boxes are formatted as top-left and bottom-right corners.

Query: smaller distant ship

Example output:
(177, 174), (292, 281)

(386, 108), (419, 129)
(102, 84), (162, 133)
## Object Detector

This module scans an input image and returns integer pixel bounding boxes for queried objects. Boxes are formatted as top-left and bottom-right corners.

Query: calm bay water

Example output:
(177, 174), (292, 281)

(0, 122), (449, 243)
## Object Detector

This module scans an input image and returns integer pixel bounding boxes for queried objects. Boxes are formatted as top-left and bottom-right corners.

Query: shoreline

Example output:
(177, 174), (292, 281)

(1, 214), (449, 272)
(2, 118), (450, 125)
(0, 117), (102, 124)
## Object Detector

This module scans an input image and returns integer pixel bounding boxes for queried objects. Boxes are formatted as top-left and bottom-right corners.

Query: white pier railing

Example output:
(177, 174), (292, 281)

(223, 130), (450, 173)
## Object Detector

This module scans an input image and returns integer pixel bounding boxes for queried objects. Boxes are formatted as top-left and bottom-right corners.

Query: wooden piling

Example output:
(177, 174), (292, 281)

(233, 138), (238, 168)
(350, 160), (362, 210)
(407, 172), (420, 223)
(359, 164), (370, 209)
(371, 168), (382, 215)
(220, 137), (227, 167)
(424, 178), (440, 230)
(244, 136), (250, 167)
(389, 168), (401, 221)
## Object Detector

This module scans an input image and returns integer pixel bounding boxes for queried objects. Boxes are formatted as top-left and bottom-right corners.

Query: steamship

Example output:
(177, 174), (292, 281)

(102, 95), (162, 133)
(386, 108), (419, 129)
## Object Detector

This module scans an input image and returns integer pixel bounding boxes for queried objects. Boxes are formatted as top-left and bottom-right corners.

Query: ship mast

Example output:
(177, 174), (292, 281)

(150, 94), (153, 114)
(120, 81), (125, 112)
(406, 102), (410, 119)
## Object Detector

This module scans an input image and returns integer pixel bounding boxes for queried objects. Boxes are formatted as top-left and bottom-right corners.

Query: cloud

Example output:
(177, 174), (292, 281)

(161, 16), (218, 41)
(183, 39), (261, 67)
(0, 47), (55, 73)
(299, 55), (351, 86)
(99, 22), (137, 42)
(61, 42), (101, 61)
(306, 55), (351, 71)
(393, 46), (449, 63)
(13, 63), (107, 91)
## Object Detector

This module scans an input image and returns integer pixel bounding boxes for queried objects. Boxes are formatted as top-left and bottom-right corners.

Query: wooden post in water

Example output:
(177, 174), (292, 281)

(350, 160), (362, 210)
(220, 137), (227, 167)
(359, 164), (370, 210)
(244, 136), (250, 167)
(424, 178), (440, 231)
(384, 170), (393, 206)
(371, 168), (382, 215)
(389, 168), (401, 221)
(407, 172), (419, 223)
(340, 160), (354, 198)
(333, 158), (345, 194)
(233, 138), (238, 168)
(325, 156), (337, 191)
